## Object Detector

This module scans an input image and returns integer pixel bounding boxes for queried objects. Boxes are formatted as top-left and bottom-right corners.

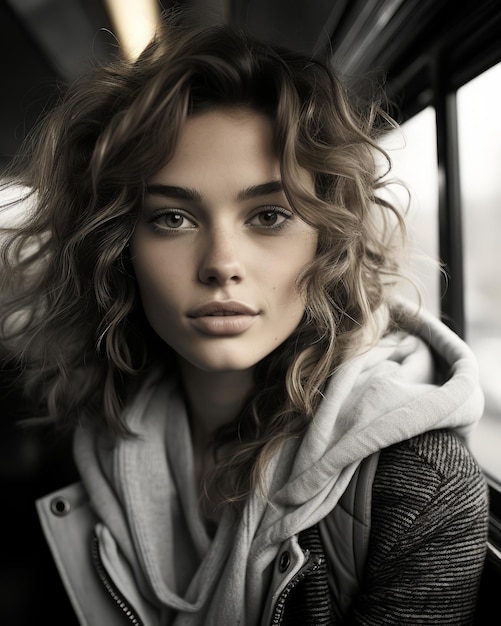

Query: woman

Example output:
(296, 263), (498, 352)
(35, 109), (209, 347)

(0, 10), (488, 625)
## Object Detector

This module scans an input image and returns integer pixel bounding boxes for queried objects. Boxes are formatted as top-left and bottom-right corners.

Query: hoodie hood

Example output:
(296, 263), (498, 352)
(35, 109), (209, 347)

(255, 298), (483, 542)
(73, 298), (484, 625)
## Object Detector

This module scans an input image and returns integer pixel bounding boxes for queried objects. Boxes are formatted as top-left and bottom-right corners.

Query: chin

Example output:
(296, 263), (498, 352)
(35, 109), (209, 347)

(182, 349), (263, 374)
(196, 359), (258, 373)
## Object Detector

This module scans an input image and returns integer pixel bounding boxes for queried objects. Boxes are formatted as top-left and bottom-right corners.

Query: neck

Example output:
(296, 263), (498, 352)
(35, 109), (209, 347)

(178, 359), (255, 444)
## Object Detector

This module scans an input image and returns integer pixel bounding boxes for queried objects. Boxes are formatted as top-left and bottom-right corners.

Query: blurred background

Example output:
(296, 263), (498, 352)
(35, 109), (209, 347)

(1, 0), (500, 623)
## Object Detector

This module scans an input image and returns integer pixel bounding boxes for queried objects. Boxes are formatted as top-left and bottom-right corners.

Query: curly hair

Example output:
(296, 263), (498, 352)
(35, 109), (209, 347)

(0, 9), (408, 507)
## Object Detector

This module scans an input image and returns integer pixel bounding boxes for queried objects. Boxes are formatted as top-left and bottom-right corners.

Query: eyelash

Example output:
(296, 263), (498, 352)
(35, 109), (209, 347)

(147, 206), (293, 234)
(148, 209), (196, 234)
(248, 206), (293, 230)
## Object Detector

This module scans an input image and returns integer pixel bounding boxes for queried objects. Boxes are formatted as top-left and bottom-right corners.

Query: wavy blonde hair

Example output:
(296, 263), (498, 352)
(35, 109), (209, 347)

(1, 9), (407, 507)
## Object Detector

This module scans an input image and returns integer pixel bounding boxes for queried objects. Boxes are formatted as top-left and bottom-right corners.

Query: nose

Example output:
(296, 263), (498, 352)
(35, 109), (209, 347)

(198, 228), (246, 285)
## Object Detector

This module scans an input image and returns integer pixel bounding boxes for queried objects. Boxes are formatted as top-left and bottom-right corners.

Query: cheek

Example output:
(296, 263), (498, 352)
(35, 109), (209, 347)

(267, 267), (308, 321)
(132, 252), (179, 312)
(270, 238), (317, 298)
(131, 263), (181, 343)
(132, 237), (179, 286)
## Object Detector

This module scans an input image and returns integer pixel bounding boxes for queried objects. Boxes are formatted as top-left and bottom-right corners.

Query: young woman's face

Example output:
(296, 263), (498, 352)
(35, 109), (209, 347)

(131, 108), (318, 374)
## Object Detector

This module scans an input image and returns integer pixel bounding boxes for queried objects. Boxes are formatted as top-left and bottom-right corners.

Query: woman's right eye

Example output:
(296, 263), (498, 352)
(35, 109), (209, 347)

(148, 210), (197, 232)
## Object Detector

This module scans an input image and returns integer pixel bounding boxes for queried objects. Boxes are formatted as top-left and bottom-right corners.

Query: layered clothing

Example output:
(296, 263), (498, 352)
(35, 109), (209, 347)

(36, 300), (488, 624)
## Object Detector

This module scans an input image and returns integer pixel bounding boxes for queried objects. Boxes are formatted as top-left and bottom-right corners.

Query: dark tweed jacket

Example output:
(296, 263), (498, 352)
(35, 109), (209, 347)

(273, 429), (489, 625)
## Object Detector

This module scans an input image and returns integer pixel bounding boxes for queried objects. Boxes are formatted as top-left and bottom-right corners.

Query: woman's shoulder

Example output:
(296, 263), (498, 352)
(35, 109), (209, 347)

(378, 428), (485, 483)
(372, 428), (489, 539)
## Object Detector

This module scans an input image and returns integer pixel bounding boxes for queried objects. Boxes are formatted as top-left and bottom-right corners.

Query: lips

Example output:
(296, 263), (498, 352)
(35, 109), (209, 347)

(187, 301), (259, 318)
(187, 301), (259, 335)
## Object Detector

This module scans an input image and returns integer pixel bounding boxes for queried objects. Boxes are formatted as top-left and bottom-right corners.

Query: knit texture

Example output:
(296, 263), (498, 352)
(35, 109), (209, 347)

(278, 429), (489, 625)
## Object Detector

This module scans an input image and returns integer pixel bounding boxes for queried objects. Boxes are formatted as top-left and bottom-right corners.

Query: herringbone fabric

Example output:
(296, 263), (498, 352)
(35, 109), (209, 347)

(277, 429), (488, 625)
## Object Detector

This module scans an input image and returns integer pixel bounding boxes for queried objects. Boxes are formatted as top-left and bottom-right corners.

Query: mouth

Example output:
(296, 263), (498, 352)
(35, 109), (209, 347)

(187, 301), (259, 335)
(188, 301), (259, 318)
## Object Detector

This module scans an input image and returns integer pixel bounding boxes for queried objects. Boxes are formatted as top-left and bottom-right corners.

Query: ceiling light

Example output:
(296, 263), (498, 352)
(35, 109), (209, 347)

(104, 0), (160, 60)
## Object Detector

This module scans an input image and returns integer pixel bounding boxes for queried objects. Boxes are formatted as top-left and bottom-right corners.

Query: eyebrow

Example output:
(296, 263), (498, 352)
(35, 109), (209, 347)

(236, 180), (284, 201)
(146, 184), (202, 202)
(145, 180), (284, 202)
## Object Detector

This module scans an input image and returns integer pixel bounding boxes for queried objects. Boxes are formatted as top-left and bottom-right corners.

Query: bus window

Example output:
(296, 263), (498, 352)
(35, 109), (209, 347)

(380, 107), (440, 316)
(458, 62), (501, 481)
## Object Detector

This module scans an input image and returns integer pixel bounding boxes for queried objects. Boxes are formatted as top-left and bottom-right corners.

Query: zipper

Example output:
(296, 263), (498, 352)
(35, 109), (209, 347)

(270, 549), (323, 625)
(91, 531), (144, 625)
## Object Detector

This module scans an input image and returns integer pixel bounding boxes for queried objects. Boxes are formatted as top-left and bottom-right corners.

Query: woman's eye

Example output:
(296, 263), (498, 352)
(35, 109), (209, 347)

(249, 207), (292, 229)
(150, 210), (196, 231)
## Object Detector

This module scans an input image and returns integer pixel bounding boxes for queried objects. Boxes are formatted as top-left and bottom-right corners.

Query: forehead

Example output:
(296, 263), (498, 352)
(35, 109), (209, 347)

(148, 108), (281, 186)
(180, 107), (275, 153)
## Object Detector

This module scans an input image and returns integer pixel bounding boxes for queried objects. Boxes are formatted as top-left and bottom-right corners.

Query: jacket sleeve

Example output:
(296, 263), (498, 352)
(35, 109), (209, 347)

(342, 429), (489, 625)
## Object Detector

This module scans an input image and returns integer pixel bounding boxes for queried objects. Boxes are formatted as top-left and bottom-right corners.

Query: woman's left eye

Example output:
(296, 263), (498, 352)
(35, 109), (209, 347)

(248, 207), (292, 229)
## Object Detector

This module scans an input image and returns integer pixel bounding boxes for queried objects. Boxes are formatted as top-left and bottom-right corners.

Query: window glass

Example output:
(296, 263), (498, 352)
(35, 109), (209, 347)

(458, 62), (501, 480)
(379, 107), (440, 315)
